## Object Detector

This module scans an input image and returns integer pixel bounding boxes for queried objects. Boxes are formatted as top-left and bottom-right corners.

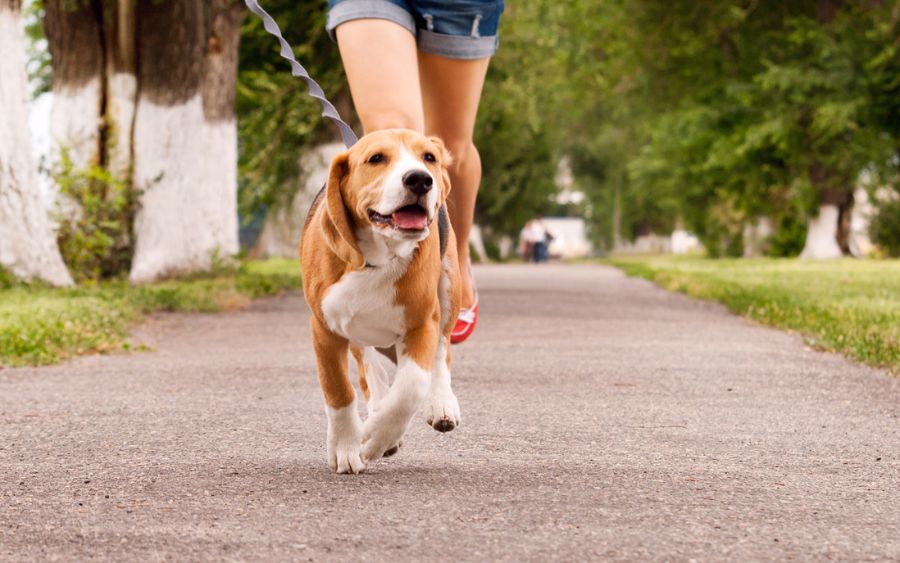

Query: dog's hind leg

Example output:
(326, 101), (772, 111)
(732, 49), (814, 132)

(311, 317), (365, 474)
(360, 347), (404, 457)
(350, 346), (370, 404)
(360, 347), (393, 417)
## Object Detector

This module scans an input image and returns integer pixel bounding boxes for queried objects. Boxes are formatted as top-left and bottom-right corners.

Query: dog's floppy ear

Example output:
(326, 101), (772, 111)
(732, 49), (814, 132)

(322, 151), (365, 270)
(428, 136), (453, 201)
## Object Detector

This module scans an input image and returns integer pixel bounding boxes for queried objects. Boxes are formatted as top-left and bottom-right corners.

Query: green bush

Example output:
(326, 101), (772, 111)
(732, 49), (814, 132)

(870, 198), (900, 258)
(766, 215), (808, 257)
(0, 266), (17, 290)
(51, 150), (139, 282)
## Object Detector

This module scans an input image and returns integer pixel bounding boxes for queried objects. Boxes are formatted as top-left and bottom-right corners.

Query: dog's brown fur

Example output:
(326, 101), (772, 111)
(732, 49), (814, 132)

(300, 130), (461, 410)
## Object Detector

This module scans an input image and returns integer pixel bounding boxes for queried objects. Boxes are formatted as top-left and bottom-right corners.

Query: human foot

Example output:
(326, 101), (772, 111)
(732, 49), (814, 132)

(451, 259), (478, 344)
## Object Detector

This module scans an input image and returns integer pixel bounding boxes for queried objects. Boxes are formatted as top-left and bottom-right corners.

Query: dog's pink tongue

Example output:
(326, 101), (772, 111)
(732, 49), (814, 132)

(392, 208), (428, 230)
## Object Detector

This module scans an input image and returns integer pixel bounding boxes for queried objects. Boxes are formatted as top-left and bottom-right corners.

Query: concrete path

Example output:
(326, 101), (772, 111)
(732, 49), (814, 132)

(2, 264), (898, 561)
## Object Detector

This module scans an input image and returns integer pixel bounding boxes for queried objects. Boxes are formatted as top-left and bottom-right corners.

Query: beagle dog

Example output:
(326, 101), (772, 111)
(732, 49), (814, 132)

(300, 129), (462, 474)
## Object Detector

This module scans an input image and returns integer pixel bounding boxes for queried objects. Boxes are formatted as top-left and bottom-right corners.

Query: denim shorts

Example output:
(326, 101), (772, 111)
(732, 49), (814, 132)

(326, 0), (505, 60)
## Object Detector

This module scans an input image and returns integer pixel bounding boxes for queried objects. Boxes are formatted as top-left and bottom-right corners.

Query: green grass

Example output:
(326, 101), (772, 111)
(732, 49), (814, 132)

(0, 259), (302, 368)
(605, 256), (900, 374)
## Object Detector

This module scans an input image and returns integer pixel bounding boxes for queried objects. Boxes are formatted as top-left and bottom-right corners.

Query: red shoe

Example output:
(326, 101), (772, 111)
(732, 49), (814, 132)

(451, 292), (478, 345)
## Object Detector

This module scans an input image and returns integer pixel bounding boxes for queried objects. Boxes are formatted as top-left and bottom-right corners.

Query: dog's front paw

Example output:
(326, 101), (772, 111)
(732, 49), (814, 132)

(361, 412), (408, 462)
(424, 390), (460, 433)
(328, 439), (365, 474)
(326, 405), (366, 474)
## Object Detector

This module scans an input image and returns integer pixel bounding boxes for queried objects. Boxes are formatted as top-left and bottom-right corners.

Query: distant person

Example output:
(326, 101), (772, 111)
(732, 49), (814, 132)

(519, 220), (537, 262)
(327, 0), (506, 343)
(534, 219), (555, 262)
(519, 219), (553, 263)
(533, 220), (550, 263)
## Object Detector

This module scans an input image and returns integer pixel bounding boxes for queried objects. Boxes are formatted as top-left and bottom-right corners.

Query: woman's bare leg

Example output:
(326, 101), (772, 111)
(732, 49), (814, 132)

(335, 19), (424, 133)
(336, 23), (489, 307)
(418, 52), (491, 307)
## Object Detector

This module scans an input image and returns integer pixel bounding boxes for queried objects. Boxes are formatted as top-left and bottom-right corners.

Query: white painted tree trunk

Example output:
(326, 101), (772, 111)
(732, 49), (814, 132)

(671, 229), (703, 255)
(105, 72), (136, 178)
(49, 79), (101, 170)
(43, 0), (104, 233)
(849, 188), (875, 257)
(799, 204), (844, 259)
(105, 1), (136, 179)
(0, 7), (72, 286)
(129, 0), (243, 283)
(129, 96), (238, 282)
(254, 143), (344, 258)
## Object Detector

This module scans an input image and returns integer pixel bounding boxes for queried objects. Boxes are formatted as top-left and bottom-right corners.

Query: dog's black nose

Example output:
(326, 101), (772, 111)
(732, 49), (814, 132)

(403, 170), (433, 196)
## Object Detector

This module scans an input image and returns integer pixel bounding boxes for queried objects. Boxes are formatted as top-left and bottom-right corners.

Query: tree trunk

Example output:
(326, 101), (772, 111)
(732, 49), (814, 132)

(45, 0), (135, 175)
(130, 0), (244, 282)
(799, 164), (855, 259)
(612, 181), (623, 251)
(197, 0), (244, 262)
(104, 0), (137, 179)
(797, 0), (856, 260)
(0, 0), (73, 286)
(44, 0), (103, 169)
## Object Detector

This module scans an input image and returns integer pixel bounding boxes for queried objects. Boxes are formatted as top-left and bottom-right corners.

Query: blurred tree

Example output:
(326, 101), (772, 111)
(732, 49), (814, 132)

(473, 2), (569, 240)
(237, 0), (350, 219)
(42, 0), (245, 282)
(236, 0), (352, 256)
(43, 0), (105, 171)
(0, 0), (72, 286)
(870, 197), (900, 257)
(130, 0), (245, 282)
(565, 0), (899, 257)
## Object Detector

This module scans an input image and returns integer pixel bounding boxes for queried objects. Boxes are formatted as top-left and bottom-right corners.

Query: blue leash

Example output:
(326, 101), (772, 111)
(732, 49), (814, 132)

(244, 0), (359, 149)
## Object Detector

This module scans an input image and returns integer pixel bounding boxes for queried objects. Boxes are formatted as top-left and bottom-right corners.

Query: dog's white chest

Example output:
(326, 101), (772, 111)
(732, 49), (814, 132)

(321, 267), (405, 347)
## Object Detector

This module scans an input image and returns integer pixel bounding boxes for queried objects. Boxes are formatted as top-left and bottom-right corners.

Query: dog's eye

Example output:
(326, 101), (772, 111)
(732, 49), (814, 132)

(367, 153), (385, 164)
(423, 152), (436, 163)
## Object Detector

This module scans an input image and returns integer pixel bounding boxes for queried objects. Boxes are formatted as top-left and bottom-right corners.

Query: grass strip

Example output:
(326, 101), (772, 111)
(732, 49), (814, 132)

(0, 259), (302, 368)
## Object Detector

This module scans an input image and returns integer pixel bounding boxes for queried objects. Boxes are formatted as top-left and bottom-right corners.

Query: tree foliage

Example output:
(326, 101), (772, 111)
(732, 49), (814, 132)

(563, 0), (900, 255)
(472, 2), (572, 237)
(237, 0), (349, 218)
(52, 150), (138, 283)
(871, 197), (900, 257)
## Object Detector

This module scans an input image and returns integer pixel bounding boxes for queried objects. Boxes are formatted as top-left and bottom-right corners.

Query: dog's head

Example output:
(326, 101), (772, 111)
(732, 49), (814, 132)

(321, 129), (452, 269)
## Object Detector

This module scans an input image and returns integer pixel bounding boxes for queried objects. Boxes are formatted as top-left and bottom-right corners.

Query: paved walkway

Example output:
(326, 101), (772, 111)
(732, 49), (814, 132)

(2, 264), (898, 561)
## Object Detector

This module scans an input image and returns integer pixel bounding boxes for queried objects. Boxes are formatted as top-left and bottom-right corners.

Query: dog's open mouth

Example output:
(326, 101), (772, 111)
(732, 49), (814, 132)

(368, 204), (430, 231)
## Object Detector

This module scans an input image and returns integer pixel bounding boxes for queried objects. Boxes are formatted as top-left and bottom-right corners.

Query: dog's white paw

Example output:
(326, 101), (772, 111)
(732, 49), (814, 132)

(424, 390), (460, 433)
(326, 404), (366, 474)
(328, 439), (365, 474)
(361, 412), (408, 462)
